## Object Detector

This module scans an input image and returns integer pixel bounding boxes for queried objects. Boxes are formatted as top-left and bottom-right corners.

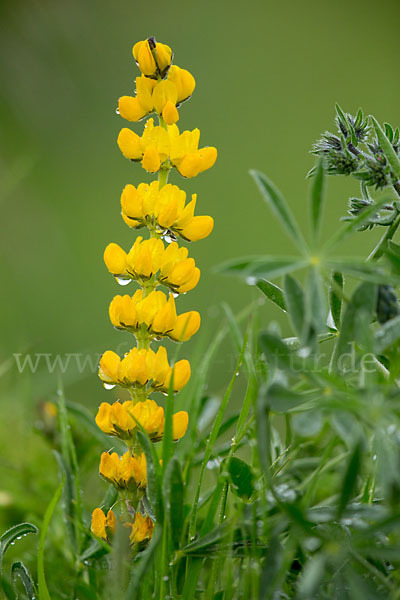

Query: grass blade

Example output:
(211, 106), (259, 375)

(37, 477), (65, 600)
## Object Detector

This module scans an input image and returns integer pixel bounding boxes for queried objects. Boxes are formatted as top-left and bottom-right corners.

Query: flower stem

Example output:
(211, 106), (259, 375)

(368, 211), (400, 261)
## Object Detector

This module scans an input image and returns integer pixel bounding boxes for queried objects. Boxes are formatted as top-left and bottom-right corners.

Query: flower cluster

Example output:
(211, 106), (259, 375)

(91, 37), (216, 550)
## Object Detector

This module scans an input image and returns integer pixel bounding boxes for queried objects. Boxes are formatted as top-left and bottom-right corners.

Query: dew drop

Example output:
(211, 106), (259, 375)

(163, 576), (169, 582)
(16, 535), (22, 540)
(116, 277), (131, 286)
(103, 383), (116, 390)
(115, 107), (120, 115)
(172, 292), (179, 299)
(246, 276), (257, 286)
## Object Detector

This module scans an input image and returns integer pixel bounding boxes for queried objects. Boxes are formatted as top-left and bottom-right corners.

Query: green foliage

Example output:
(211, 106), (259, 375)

(3, 107), (400, 598)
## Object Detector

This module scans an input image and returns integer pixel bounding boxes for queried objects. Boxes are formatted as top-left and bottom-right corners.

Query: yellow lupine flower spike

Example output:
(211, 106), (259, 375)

(92, 37), (216, 546)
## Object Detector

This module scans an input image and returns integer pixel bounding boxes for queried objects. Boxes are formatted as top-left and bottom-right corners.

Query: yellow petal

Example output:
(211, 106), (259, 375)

(181, 215), (214, 241)
(99, 350), (121, 384)
(117, 128), (142, 160)
(118, 96), (148, 122)
(169, 311), (201, 341)
(121, 184), (143, 220)
(162, 100), (179, 125)
(91, 508), (106, 539)
(142, 147), (161, 173)
(172, 411), (189, 440)
(137, 41), (156, 76)
(95, 403), (113, 434)
(104, 243), (128, 276)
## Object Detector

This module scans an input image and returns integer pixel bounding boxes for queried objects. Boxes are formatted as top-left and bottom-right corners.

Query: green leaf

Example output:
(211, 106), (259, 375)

(0, 523), (38, 572)
(163, 458), (184, 549)
(37, 477), (65, 600)
(256, 279), (286, 311)
(216, 255), (307, 281)
(227, 457), (255, 500)
(371, 115), (400, 180)
(375, 314), (400, 353)
(331, 282), (377, 371)
(283, 274), (305, 339)
(337, 439), (363, 518)
(310, 156), (325, 237)
(249, 169), (307, 252)
(137, 431), (163, 521)
(329, 271), (344, 330)
(11, 561), (36, 600)
(306, 266), (327, 336)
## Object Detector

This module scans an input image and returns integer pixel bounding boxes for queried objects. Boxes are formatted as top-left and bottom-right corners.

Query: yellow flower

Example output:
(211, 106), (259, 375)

(104, 238), (201, 294)
(98, 346), (191, 393)
(107, 290), (200, 342)
(91, 507), (116, 541)
(99, 451), (147, 489)
(132, 38), (172, 78)
(117, 119), (217, 178)
(120, 181), (214, 242)
(128, 512), (154, 545)
(118, 66), (195, 126)
(95, 399), (189, 442)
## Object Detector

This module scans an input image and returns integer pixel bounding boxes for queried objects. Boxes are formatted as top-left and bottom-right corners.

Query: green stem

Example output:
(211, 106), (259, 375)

(367, 211), (400, 261)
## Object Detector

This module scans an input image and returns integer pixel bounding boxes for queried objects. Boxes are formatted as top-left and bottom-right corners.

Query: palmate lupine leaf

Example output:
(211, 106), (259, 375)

(249, 170), (308, 253)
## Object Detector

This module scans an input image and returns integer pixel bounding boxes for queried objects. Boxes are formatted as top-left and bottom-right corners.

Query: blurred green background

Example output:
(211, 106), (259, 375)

(0, 0), (400, 530)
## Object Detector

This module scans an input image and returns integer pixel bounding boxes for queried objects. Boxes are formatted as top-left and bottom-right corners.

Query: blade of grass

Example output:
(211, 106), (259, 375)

(37, 477), (65, 600)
